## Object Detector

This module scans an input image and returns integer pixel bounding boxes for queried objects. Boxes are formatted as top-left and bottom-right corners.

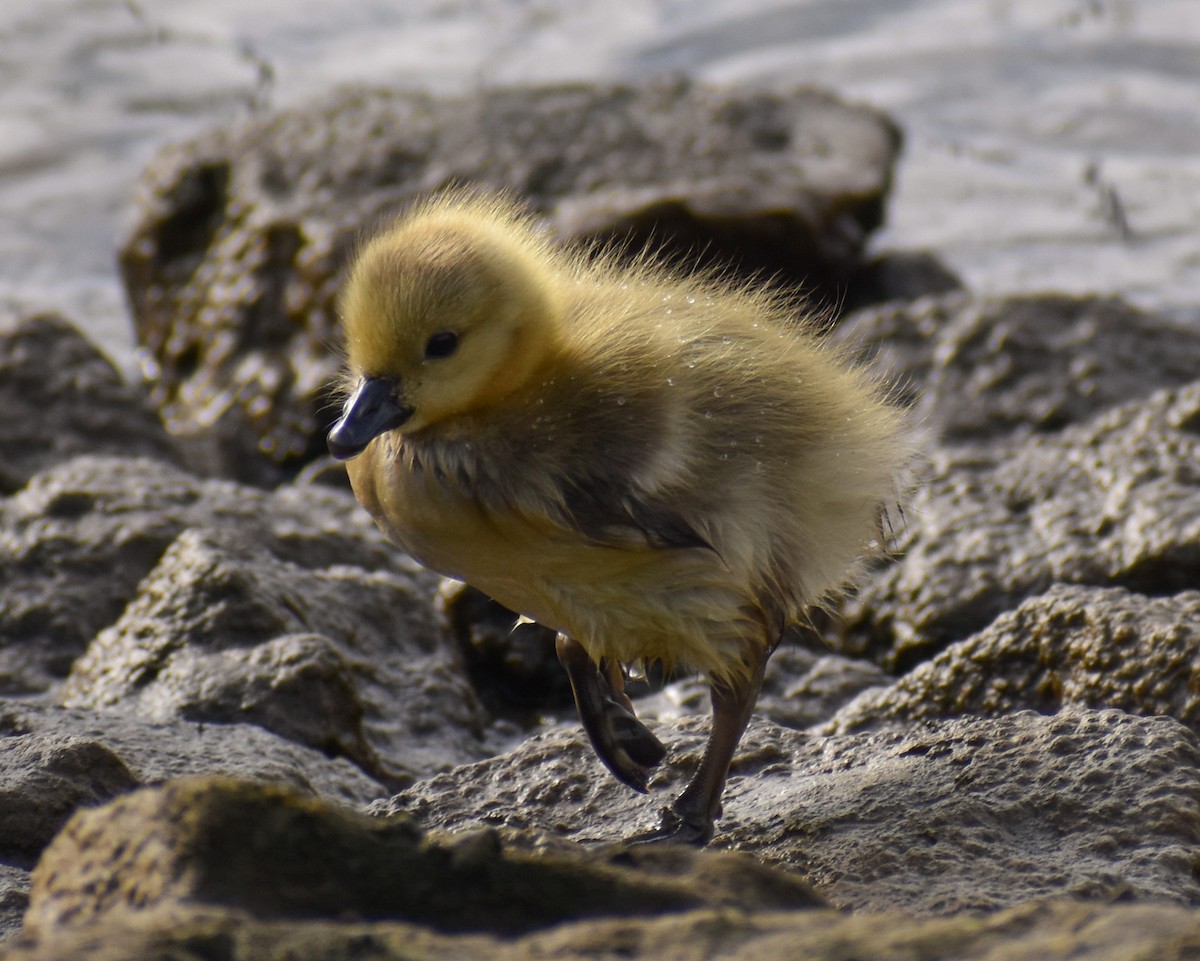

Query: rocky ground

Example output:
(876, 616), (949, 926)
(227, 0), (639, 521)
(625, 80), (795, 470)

(1, 78), (1199, 960)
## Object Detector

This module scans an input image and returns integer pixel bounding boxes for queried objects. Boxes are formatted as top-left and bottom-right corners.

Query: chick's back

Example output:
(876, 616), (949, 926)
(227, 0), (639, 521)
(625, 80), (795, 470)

(417, 261), (904, 674)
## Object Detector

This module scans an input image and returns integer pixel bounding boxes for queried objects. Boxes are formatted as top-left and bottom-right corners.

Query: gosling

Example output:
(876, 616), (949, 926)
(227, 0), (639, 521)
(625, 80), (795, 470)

(328, 191), (908, 844)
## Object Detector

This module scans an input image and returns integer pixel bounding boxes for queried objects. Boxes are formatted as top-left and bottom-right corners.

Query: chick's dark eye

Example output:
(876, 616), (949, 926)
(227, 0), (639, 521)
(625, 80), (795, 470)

(424, 331), (459, 360)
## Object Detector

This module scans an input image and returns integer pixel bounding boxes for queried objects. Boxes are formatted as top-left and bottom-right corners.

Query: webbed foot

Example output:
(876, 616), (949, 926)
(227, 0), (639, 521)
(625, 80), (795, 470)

(626, 803), (715, 846)
(556, 634), (666, 793)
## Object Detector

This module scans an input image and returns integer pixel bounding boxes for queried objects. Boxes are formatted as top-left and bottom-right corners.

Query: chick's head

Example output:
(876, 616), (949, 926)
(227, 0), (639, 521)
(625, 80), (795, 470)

(329, 205), (562, 458)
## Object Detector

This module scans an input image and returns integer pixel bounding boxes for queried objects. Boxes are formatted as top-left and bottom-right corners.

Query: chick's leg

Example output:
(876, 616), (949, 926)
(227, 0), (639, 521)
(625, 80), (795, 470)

(637, 648), (770, 846)
(556, 633), (666, 793)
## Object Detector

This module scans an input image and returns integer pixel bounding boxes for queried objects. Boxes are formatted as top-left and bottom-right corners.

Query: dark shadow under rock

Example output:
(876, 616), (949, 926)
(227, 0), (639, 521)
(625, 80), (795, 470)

(824, 584), (1200, 737)
(119, 78), (901, 483)
(0, 312), (181, 497)
(382, 708), (1200, 916)
(840, 249), (963, 313)
(437, 582), (572, 717)
(840, 380), (1200, 665)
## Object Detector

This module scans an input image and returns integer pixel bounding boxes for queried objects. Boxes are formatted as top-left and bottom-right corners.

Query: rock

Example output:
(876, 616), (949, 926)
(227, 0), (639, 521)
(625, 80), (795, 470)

(836, 292), (1200, 446)
(0, 733), (138, 865)
(1, 451), (495, 789)
(841, 380), (1200, 665)
(382, 708), (1200, 916)
(0, 454), (426, 696)
(824, 584), (1200, 736)
(59, 525), (489, 788)
(0, 702), (383, 809)
(0, 864), (27, 944)
(118, 78), (901, 483)
(8, 896), (1200, 961)
(0, 701), (387, 942)
(19, 777), (820, 939)
(0, 312), (179, 495)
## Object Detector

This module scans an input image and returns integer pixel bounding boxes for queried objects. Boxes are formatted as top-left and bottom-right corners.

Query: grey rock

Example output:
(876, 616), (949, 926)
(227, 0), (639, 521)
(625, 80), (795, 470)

(0, 700), (387, 940)
(383, 708), (1200, 916)
(0, 732), (138, 865)
(60, 524), (489, 788)
(19, 777), (820, 939)
(0, 701), (384, 871)
(841, 380), (1200, 664)
(0, 702), (383, 807)
(825, 584), (1200, 736)
(118, 78), (901, 482)
(0, 454), (423, 695)
(0, 864), (28, 944)
(8, 895), (1200, 961)
(0, 312), (179, 496)
(837, 292), (1200, 445)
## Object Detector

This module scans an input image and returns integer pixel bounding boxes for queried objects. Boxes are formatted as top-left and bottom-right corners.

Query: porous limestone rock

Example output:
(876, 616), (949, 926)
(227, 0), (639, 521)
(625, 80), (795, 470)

(824, 584), (1200, 736)
(7, 897), (1200, 961)
(0, 701), (386, 941)
(383, 708), (1200, 916)
(59, 525), (489, 788)
(841, 381), (1200, 665)
(19, 777), (820, 938)
(0, 454), (431, 696)
(836, 292), (1200, 445)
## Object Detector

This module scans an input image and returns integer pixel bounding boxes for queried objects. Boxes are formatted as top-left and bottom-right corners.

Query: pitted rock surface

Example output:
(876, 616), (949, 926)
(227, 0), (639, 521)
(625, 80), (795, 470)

(20, 777), (820, 938)
(0, 454), (427, 695)
(840, 381), (1200, 665)
(836, 292), (1200, 445)
(60, 526), (488, 788)
(383, 708), (1200, 916)
(824, 584), (1200, 736)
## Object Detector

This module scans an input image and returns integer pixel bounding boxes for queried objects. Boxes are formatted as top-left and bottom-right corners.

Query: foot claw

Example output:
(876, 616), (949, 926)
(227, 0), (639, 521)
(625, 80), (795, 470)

(626, 805), (714, 846)
(557, 636), (666, 793)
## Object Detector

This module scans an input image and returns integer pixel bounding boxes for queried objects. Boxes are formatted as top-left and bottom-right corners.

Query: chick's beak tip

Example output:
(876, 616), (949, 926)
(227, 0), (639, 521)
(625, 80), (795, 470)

(327, 375), (413, 461)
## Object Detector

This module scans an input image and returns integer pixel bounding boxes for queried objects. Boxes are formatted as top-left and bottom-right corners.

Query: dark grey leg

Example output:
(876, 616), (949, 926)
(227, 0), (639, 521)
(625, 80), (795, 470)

(634, 647), (769, 845)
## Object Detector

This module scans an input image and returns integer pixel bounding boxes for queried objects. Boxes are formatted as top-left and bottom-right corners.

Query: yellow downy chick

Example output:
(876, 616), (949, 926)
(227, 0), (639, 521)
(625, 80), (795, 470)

(329, 191), (909, 844)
